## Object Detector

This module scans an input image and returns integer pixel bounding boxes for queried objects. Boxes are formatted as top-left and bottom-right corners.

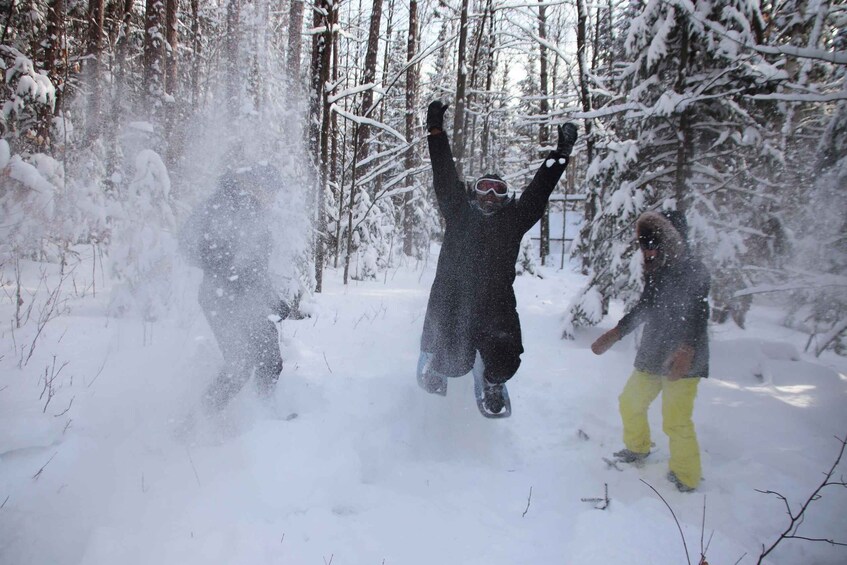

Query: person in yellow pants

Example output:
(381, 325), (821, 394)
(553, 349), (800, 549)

(618, 370), (701, 490)
(592, 210), (710, 492)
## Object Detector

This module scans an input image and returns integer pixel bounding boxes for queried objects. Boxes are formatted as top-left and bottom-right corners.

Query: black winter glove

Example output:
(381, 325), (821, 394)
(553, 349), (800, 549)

(426, 100), (449, 133)
(556, 122), (579, 156)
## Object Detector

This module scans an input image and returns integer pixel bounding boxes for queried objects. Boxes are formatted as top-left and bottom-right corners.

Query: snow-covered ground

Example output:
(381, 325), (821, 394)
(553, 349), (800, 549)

(1, 248), (846, 565)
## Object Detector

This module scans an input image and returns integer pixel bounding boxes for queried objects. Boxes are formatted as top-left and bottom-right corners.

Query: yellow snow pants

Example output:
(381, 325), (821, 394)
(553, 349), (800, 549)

(618, 370), (702, 489)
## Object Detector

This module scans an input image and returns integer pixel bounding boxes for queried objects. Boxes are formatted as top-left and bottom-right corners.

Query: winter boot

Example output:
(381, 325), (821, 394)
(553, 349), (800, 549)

(667, 471), (696, 492)
(613, 448), (650, 463)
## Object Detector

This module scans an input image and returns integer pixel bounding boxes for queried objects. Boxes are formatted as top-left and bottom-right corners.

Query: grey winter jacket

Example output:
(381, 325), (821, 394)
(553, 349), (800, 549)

(180, 172), (281, 315)
(615, 211), (710, 379)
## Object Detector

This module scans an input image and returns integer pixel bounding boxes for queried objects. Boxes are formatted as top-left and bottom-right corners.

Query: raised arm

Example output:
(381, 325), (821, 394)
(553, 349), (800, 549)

(515, 123), (578, 234)
(426, 101), (466, 224)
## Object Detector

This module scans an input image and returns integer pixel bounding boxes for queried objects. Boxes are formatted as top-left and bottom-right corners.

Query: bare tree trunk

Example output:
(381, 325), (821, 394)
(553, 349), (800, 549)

(343, 123), (363, 285)
(163, 0), (180, 168)
(538, 0), (550, 265)
(330, 36), (341, 267)
(84, 0), (104, 144)
(144, 0), (164, 103)
(334, 0), (356, 268)
(375, 0), (395, 196)
(337, 0), (383, 285)
(402, 0), (419, 256)
(1, 0), (16, 45)
(576, 0), (595, 274)
(40, 0), (64, 149)
(355, 0), (384, 165)
(451, 0), (470, 178)
(190, 0), (201, 109)
(224, 0), (240, 111)
(308, 0), (329, 156)
(309, 0), (337, 292)
(462, 0), (493, 179)
(107, 0), (134, 190)
(287, 0), (304, 80)
(480, 18), (496, 173)
(674, 16), (690, 211)
(164, 0), (177, 93)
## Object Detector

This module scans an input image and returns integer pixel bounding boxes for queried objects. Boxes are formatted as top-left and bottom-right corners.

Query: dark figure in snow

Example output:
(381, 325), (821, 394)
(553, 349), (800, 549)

(417, 99), (577, 418)
(180, 165), (293, 411)
(591, 210), (710, 491)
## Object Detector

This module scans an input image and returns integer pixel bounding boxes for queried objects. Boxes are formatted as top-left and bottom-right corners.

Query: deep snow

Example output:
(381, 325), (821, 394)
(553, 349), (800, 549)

(1, 246), (846, 565)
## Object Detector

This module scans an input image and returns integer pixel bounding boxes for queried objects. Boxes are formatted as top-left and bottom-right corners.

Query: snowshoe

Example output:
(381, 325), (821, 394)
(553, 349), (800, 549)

(612, 448), (650, 463)
(472, 356), (511, 419)
(417, 351), (447, 396)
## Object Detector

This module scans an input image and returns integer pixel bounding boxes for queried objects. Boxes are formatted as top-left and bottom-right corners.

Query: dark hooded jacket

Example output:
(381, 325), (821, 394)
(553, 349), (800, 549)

(180, 169), (284, 319)
(421, 131), (569, 377)
(615, 211), (710, 378)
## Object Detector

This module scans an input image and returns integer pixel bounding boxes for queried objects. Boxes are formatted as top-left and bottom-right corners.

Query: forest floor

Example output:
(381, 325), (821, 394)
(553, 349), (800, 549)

(1, 248), (846, 564)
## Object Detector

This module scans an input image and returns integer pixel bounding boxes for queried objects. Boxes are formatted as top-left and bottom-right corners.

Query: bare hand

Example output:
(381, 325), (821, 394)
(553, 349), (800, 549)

(665, 344), (695, 380)
(591, 328), (620, 355)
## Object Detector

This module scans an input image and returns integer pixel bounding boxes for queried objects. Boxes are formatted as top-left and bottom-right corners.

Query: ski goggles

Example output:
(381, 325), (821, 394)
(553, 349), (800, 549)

(473, 178), (508, 196)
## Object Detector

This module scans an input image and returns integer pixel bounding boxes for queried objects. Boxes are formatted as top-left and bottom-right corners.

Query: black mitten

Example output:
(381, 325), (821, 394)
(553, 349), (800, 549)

(556, 122), (579, 156)
(426, 100), (450, 132)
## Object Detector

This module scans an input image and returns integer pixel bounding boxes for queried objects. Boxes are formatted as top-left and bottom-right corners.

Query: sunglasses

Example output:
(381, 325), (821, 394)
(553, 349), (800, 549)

(474, 178), (508, 196)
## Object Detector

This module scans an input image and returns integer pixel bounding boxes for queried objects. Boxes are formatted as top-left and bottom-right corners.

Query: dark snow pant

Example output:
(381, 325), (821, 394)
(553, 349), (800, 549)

(199, 288), (283, 411)
(427, 326), (522, 384)
(476, 327), (522, 384)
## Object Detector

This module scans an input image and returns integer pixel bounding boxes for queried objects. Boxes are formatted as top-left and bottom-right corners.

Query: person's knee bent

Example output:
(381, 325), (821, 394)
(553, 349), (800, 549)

(484, 353), (520, 384)
(478, 330), (522, 384)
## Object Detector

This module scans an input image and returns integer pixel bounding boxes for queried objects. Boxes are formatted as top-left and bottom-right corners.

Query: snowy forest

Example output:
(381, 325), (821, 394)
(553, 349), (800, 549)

(1, 0), (847, 563)
(1, 0), (844, 345)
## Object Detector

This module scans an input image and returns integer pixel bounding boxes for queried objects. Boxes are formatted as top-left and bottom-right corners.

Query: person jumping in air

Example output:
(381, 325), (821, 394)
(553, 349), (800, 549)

(417, 99), (578, 418)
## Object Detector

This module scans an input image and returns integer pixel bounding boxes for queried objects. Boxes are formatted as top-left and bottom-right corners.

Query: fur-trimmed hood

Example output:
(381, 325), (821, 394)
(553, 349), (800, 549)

(635, 210), (687, 263)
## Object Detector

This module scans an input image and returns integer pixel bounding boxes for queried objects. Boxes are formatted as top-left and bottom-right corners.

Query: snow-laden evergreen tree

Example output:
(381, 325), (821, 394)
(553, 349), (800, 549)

(109, 150), (177, 321)
(566, 0), (792, 336)
(347, 188), (396, 280)
(516, 233), (542, 277)
(751, 0), (847, 353)
(781, 101), (847, 354)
